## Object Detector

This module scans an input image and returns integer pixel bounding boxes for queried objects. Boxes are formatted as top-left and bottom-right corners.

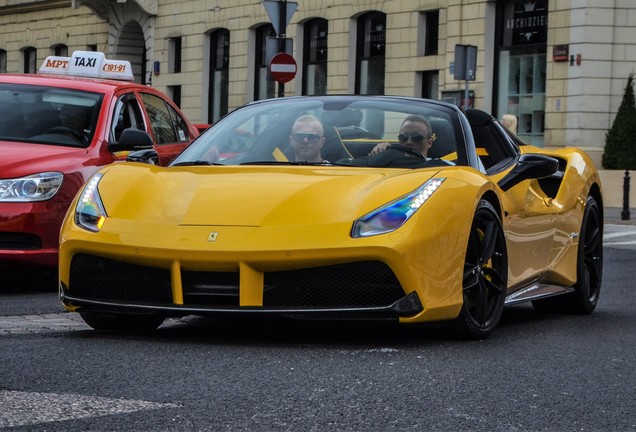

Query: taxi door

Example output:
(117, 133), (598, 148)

(109, 91), (196, 166)
(138, 91), (195, 165)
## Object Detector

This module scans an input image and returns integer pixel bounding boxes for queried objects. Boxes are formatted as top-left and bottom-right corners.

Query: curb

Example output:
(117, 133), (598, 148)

(604, 207), (636, 225)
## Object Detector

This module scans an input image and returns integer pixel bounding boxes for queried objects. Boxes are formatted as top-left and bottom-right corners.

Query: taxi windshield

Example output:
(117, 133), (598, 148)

(0, 83), (103, 147)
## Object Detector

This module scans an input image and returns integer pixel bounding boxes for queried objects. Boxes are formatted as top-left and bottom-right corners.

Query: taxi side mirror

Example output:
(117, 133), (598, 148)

(109, 128), (154, 152)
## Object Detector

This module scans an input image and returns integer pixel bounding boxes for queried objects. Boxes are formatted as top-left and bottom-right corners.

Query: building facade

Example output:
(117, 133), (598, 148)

(1, 0), (635, 166)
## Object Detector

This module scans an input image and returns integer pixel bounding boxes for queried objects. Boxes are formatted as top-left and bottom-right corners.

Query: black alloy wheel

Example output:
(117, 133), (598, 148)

(452, 200), (508, 339)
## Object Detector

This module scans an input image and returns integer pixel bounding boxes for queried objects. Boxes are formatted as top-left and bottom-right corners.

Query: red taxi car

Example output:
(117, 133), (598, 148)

(0, 51), (200, 269)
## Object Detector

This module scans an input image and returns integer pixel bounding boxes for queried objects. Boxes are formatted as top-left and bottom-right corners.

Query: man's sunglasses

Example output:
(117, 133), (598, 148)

(398, 133), (427, 144)
(291, 132), (322, 144)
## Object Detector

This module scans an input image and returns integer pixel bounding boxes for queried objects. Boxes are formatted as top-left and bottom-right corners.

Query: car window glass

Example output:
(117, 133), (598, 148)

(0, 83), (102, 147)
(172, 98), (464, 167)
(471, 120), (518, 172)
(139, 92), (180, 145)
(111, 94), (146, 142)
(166, 103), (190, 142)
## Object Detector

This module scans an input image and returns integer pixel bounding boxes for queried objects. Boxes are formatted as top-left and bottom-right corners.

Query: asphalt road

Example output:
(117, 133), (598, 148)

(0, 229), (635, 431)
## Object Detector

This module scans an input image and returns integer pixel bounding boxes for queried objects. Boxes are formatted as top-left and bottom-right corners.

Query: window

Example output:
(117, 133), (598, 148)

(87, 44), (98, 52)
(168, 85), (181, 108)
(302, 18), (328, 95)
(140, 93), (190, 144)
(208, 29), (230, 123)
(418, 10), (439, 56)
(496, 0), (547, 146)
(498, 50), (546, 145)
(254, 24), (276, 100)
(355, 12), (386, 95)
(0, 50), (6, 73)
(0, 84), (102, 147)
(23, 47), (37, 74)
(110, 94), (146, 142)
(54, 44), (68, 57)
(420, 71), (439, 99)
(169, 37), (182, 73)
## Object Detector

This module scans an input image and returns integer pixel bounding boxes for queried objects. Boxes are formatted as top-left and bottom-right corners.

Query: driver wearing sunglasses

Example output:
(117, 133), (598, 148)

(369, 114), (433, 157)
(290, 114), (328, 163)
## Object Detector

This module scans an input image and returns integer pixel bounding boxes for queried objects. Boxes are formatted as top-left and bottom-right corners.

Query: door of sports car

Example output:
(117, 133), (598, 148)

(466, 109), (558, 288)
(499, 177), (558, 287)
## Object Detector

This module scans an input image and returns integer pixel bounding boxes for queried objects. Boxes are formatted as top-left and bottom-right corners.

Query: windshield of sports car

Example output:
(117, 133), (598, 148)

(171, 96), (465, 167)
(0, 83), (103, 147)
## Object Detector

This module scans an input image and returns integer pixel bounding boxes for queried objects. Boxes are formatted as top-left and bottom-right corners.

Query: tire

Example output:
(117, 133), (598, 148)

(79, 311), (165, 333)
(451, 200), (508, 339)
(532, 195), (602, 314)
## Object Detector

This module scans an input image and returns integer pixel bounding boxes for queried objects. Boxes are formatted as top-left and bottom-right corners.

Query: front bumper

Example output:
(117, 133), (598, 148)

(60, 253), (423, 319)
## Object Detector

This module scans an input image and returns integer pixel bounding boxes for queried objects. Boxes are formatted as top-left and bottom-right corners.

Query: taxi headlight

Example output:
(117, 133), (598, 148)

(0, 172), (63, 202)
(75, 173), (107, 232)
(351, 178), (445, 238)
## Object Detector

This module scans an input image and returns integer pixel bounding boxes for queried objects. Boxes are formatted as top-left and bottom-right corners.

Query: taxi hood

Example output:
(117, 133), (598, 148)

(97, 164), (442, 227)
(0, 141), (89, 177)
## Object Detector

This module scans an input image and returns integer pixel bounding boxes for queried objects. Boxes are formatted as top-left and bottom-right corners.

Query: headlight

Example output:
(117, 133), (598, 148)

(75, 173), (107, 232)
(0, 172), (63, 202)
(351, 178), (445, 238)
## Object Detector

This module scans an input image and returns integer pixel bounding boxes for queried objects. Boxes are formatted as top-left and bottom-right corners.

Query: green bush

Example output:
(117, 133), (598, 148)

(602, 73), (636, 169)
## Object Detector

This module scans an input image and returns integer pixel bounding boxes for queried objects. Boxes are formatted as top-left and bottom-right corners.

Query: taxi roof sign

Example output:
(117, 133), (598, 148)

(39, 51), (134, 81)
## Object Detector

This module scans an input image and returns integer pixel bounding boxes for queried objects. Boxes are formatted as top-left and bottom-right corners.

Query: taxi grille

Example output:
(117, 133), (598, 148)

(0, 232), (41, 250)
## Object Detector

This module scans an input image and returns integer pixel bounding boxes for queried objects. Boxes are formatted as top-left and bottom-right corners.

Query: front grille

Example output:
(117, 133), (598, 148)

(0, 232), (41, 250)
(69, 255), (405, 311)
(182, 271), (239, 306)
(182, 261), (405, 309)
(264, 261), (404, 308)
(69, 254), (172, 303)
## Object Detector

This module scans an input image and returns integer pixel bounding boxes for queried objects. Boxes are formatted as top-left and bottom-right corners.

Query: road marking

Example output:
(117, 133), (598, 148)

(604, 240), (636, 246)
(604, 232), (636, 240)
(603, 226), (636, 248)
(0, 390), (179, 428)
(0, 313), (186, 335)
(0, 313), (88, 335)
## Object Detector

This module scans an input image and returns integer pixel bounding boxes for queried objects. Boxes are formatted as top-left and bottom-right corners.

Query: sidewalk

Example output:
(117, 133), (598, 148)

(605, 207), (636, 225)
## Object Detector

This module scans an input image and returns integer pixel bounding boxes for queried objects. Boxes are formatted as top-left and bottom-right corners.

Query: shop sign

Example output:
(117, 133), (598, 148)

(503, 0), (548, 46)
(553, 44), (569, 62)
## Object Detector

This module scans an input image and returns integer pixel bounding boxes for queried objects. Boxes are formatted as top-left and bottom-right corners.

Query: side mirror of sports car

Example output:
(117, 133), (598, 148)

(126, 148), (159, 165)
(498, 154), (559, 192)
(109, 128), (154, 152)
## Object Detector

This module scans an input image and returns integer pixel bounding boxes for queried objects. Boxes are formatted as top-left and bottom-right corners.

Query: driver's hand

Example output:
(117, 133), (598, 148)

(369, 141), (390, 156)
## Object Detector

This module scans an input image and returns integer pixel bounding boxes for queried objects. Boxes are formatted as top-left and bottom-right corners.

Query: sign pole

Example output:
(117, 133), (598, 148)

(453, 44), (477, 111)
(277, 0), (287, 97)
(464, 77), (470, 111)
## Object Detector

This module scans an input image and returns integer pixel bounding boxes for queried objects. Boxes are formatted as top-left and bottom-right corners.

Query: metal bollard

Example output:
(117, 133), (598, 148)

(622, 169), (631, 220)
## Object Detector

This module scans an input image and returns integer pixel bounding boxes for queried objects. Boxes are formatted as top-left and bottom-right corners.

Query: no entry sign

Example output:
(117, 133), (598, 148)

(269, 52), (297, 83)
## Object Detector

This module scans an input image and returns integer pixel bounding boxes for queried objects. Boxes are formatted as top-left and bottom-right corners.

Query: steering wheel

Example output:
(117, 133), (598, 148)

(47, 126), (83, 141)
(387, 144), (425, 158)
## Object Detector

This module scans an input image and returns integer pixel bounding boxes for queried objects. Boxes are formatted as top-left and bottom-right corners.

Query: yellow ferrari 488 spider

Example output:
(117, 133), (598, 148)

(59, 96), (603, 339)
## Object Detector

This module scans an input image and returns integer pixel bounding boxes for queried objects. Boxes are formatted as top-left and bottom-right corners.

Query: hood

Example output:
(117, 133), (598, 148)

(98, 164), (441, 227)
(0, 140), (89, 177)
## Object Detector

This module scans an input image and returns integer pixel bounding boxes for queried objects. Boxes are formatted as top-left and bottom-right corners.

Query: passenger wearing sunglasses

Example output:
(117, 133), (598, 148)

(369, 114), (434, 158)
(290, 114), (328, 163)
